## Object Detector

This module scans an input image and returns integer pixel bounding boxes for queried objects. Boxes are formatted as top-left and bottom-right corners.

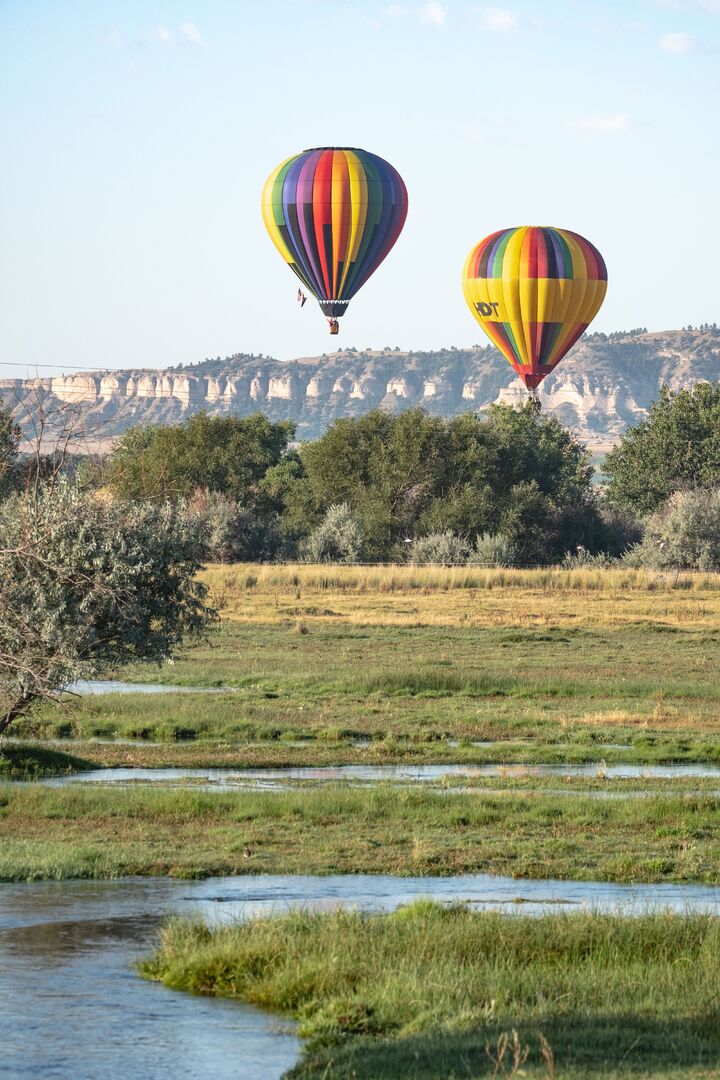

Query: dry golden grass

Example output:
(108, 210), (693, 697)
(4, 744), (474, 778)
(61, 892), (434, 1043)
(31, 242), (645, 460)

(201, 563), (720, 630)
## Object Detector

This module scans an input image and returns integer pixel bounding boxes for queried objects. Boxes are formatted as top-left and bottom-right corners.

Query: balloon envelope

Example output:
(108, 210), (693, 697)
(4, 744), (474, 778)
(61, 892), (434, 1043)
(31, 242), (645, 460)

(462, 226), (608, 390)
(262, 147), (408, 321)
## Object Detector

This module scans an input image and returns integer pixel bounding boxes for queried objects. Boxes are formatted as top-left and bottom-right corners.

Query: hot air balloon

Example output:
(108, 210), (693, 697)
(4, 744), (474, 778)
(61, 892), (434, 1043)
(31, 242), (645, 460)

(462, 226), (607, 391)
(262, 147), (408, 334)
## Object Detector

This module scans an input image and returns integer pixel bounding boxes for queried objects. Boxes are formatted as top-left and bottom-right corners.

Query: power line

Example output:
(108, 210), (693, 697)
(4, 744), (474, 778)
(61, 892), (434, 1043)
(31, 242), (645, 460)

(0, 362), (121, 373)
(0, 355), (271, 373)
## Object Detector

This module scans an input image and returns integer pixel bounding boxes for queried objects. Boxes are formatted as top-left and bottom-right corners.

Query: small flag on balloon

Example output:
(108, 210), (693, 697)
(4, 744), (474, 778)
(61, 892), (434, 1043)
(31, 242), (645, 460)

(297, 289), (307, 308)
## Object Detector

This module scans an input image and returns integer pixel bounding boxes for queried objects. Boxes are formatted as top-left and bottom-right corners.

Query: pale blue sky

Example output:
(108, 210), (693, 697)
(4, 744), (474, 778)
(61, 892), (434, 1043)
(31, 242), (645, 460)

(1, 0), (718, 378)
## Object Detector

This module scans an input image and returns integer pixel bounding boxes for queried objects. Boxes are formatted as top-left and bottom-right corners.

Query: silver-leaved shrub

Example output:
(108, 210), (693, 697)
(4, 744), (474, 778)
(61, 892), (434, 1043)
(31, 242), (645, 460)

(0, 481), (215, 732)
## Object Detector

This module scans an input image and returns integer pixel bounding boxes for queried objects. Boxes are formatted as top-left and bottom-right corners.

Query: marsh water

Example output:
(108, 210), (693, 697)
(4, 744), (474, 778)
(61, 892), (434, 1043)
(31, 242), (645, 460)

(0, 877), (300, 1080)
(3, 872), (720, 1080)
(7, 675), (720, 1076)
(64, 679), (231, 695)
(39, 761), (720, 790)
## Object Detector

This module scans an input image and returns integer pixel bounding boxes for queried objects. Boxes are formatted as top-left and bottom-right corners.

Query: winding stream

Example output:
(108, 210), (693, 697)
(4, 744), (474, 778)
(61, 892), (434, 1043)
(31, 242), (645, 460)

(7, 676), (720, 1075)
(0, 878), (300, 1080)
(3, 873), (720, 1079)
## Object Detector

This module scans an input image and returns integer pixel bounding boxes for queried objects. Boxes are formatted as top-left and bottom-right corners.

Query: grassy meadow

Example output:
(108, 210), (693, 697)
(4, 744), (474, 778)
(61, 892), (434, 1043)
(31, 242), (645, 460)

(2, 782), (719, 883)
(4, 564), (720, 1076)
(8, 564), (720, 765)
(141, 903), (720, 1079)
(2, 565), (719, 886)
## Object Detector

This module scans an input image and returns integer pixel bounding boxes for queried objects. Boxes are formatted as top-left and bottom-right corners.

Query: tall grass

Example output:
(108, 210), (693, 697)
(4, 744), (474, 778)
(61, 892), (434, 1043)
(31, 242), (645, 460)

(141, 904), (720, 1078)
(203, 562), (720, 597)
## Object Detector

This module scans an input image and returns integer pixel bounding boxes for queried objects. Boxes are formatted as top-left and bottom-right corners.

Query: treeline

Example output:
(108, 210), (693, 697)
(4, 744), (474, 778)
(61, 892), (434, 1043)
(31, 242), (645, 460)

(88, 404), (624, 565)
(4, 383), (720, 568)
(582, 326), (720, 342)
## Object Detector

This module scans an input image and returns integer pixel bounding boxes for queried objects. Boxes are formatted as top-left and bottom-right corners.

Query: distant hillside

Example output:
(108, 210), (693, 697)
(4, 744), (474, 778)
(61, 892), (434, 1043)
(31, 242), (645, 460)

(2, 328), (720, 453)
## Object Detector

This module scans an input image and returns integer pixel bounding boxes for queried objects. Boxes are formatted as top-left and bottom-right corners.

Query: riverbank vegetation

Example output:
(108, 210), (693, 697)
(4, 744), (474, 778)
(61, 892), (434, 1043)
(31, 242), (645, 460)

(103, 405), (613, 565)
(7, 733), (720, 772)
(2, 783), (718, 883)
(141, 903), (720, 1078)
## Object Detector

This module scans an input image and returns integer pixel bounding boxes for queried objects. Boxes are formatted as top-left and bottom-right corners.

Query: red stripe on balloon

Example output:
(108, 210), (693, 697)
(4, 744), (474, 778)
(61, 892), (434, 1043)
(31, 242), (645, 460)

(312, 150), (334, 297)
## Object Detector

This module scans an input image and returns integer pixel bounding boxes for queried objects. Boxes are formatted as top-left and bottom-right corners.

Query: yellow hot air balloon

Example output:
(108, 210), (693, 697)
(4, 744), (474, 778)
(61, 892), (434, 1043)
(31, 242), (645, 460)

(462, 226), (608, 390)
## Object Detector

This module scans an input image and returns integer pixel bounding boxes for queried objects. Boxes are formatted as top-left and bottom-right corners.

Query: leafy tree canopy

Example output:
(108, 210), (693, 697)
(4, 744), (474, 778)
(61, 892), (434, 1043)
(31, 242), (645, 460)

(0, 398), (19, 500)
(285, 405), (600, 563)
(604, 384), (720, 515)
(624, 489), (720, 571)
(105, 412), (296, 516)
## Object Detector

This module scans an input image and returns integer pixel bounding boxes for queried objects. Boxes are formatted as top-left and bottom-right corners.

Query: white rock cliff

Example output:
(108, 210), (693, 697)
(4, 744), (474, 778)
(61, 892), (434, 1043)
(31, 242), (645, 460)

(2, 330), (718, 453)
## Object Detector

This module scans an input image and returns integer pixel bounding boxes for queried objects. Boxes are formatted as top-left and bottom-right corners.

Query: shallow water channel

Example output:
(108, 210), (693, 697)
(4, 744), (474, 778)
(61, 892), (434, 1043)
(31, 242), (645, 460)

(3, 873), (720, 1080)
(40, 761), (720, 790)
(9, 676), (720, 1075)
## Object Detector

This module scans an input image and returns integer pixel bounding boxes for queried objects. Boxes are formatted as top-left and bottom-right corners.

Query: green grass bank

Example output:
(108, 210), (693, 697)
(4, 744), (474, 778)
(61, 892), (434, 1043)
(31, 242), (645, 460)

(141, 903), (720, 1079)
(0, 743), (94, 780)
(7, 565), (720, 768)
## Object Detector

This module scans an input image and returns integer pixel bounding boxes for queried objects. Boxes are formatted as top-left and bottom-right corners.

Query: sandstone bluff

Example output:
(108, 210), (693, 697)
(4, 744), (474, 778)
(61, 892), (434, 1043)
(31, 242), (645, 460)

(3, 328), (719, 453)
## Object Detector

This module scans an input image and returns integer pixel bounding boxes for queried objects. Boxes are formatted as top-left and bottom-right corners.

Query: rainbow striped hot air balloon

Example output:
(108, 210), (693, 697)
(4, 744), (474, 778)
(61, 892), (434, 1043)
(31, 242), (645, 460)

(262, 147), (408, 333)
(462, 226), (608, 390)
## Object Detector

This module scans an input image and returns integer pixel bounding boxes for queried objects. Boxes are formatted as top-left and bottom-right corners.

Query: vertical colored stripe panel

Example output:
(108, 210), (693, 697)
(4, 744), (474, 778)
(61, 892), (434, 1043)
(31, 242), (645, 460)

(338, 150), (368, 296)
(331, 150), (351, 297)
(289, 153), (325, 293)
(312, 150), (334, 297)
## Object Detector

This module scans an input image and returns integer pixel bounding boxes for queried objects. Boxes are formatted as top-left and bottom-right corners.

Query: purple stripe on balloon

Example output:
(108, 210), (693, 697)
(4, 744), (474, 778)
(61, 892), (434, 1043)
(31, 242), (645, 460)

(546, 230), (567, 280)
(294, 150), (325, 293)
(485, 236), (502, 279)
(281, 152), (322, 294)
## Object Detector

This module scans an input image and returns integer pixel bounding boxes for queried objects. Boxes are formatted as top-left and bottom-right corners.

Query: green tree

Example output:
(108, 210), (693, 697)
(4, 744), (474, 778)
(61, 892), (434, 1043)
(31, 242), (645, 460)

(0, 482), (215, 733)
(300, 503), (364, 564)
(418, 405), (598, 562)
(604, 384), (720, 514)
(0, 397), (19, 500)
(106, 412), (295, 513)
(409, 530), (469, 566)
(285, 409), (446, 561)
(285, 405), (601, 563)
